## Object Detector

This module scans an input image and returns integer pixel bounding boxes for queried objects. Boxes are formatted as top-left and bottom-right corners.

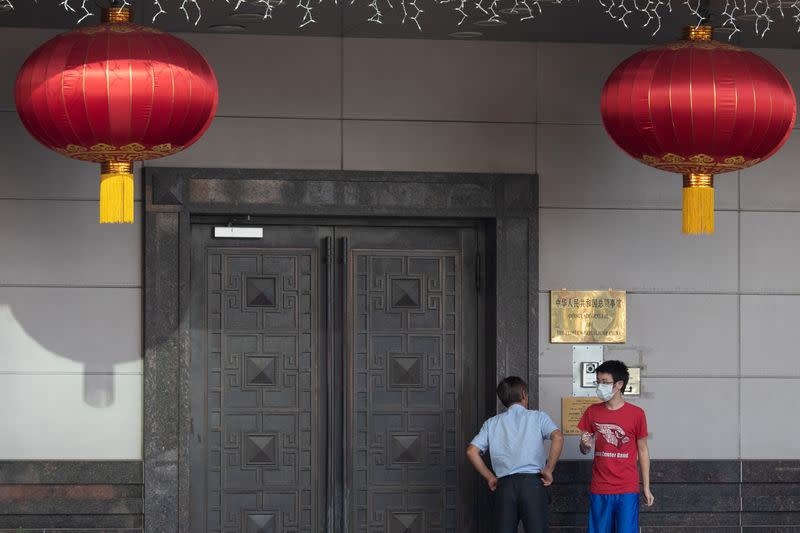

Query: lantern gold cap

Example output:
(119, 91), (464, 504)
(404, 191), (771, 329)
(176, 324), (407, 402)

(102, 6), (132, 23)
(101, 161), (133, 175)
(683, 25), (713, 41)
(683, 173), (713, 188)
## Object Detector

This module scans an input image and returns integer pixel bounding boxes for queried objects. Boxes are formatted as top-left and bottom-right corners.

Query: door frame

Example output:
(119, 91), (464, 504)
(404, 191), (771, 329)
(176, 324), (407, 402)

(143, 168), (539, 533)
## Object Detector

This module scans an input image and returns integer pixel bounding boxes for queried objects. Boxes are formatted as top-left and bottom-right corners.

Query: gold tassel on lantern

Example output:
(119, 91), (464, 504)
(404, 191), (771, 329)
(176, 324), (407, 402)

(99, 161), (134, 224)
(682, 173), (714, 235)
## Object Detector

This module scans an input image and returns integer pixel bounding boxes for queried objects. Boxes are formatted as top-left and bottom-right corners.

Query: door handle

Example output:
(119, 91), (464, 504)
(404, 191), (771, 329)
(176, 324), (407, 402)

(324, 236), (335, 533)
(339, 236), (350, 533)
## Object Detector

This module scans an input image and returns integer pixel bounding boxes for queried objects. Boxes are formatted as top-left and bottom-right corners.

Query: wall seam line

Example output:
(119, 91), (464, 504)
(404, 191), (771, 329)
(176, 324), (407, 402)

(0, 108), (537, 125)
(540, 374), (800, 379)
(0, 284), (141, 289)
(738, 169), (743, 467)
(539, 205), (741, 212)
(0, 371), (143, 375)
(0, 198), (144, 203)
(538, 290), (800, 295)
(541, 205), (800, 213)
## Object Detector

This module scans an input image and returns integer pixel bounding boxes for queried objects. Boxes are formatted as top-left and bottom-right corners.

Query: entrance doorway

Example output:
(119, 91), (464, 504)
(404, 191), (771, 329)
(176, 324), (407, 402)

(189, 222), (484, 533)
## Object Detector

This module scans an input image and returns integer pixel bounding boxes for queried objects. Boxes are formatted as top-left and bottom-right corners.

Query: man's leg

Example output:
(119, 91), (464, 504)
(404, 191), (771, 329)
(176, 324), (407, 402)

(613, 493), (639, 533)
(494, 476), (520, 533)
(588, 493), (616, 533)
(518, 475), (548, 533)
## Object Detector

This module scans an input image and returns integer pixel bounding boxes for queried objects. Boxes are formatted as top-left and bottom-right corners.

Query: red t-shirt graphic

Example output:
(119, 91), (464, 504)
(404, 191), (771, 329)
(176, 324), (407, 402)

(578, 402), (648, 494)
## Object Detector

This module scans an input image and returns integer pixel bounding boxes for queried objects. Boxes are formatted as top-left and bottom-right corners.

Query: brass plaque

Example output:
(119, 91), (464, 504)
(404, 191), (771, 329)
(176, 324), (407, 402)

(561, 397), (602, 436)
(550, 290), (626, 343)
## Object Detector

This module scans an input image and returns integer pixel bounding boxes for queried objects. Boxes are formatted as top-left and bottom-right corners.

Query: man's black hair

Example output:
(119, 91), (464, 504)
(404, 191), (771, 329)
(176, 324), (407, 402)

(496, 376), (528, 408)
(595, 360), (629, 393)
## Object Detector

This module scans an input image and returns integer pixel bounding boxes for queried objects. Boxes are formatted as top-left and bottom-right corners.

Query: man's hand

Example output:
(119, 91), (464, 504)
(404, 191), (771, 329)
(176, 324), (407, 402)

(638, 438), (653, 507)
(579, 432), (594, 455)
(541, 468), (554, 487)
(466, 444), (498, 493)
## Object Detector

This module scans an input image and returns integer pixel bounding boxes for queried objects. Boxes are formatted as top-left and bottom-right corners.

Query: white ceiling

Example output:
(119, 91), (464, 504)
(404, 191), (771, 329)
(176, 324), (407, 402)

(2, 0), (800, 48)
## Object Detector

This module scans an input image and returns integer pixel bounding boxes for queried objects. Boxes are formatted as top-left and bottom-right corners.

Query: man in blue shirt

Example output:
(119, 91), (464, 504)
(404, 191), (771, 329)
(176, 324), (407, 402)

(466, 376), (564, 533)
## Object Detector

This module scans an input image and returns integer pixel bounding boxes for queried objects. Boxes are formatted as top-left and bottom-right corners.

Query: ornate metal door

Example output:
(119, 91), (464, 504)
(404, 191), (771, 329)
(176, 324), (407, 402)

(190, 226), (332, 533)
(190, 224), (481, 533)
(341, 226), (479, 533)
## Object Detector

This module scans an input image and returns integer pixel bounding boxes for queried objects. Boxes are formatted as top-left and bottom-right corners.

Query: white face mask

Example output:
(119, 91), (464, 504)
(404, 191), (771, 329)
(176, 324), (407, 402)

(596, 383), (615, 401)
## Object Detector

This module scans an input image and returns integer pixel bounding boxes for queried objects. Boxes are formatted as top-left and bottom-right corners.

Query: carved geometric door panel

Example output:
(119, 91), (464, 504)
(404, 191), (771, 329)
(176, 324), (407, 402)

(343, 227), (479, 533)
(191, 224), (481, 533)
(191, 226), (331, 533)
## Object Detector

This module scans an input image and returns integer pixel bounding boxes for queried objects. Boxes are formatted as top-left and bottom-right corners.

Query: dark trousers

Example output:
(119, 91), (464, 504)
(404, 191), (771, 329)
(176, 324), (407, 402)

(494, 473), (549, 533)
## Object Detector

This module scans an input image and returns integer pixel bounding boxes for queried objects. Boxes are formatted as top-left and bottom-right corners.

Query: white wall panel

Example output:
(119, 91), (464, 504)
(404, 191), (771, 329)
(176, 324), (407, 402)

(540, 209), (738, 293)
(0, 373), (142, 459)
(538, 42), (641, 125)
(0, 287), (141, 374)
(0, 28), (61, 112)
(741, 378), (799, 459)
(740, 130), (800, 211)
(343, 39), (536, 123)
(539, 293), (739, 377)
(623, 294), (739, 377)
(741, 212), (800, 293)
(0, 200), (141, 287)
(343, 120), (535, 173)
(0, 113), (143, 201)
(180, 34), (341, 119)
(150, 117), (341, 170)
(741, 296), (800, 377)
(633, 378), (739, 459)
(538, 124), (738, 210)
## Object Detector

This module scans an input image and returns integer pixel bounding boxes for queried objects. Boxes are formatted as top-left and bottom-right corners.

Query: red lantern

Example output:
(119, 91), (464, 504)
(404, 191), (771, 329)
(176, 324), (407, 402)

(601, 26), (795, 234)
(14, 8), (218, 223)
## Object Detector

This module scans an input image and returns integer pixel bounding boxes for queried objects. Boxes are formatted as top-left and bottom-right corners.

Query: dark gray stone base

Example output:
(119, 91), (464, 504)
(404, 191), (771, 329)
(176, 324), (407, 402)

(2, 459), (799, 531)
(0, 461), (143, 531)
(548, 460), (800, 532)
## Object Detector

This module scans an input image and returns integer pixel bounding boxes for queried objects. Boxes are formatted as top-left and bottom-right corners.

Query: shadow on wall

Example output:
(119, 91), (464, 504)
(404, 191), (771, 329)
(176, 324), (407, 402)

(0, 287), (141, 408)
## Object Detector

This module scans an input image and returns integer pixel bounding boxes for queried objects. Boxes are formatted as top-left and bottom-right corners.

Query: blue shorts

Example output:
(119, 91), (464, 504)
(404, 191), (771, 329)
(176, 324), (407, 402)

(588, 492), (639, 533)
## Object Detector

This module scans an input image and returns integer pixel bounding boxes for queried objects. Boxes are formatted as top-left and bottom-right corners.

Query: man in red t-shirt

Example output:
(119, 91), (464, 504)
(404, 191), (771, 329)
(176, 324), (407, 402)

(578, 360), (654, 533)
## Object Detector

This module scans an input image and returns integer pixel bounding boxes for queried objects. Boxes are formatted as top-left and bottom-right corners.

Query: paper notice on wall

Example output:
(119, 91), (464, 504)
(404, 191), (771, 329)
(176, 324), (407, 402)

(561, 396), (602, 435)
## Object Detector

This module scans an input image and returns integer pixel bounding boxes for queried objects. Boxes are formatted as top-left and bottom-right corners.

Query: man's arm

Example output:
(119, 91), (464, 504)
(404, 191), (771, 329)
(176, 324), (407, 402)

(637, 438), (654, 506)
(577, 409), (593, 455)
(466, 444), (498, 491)
(541, 429), (564, 486)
